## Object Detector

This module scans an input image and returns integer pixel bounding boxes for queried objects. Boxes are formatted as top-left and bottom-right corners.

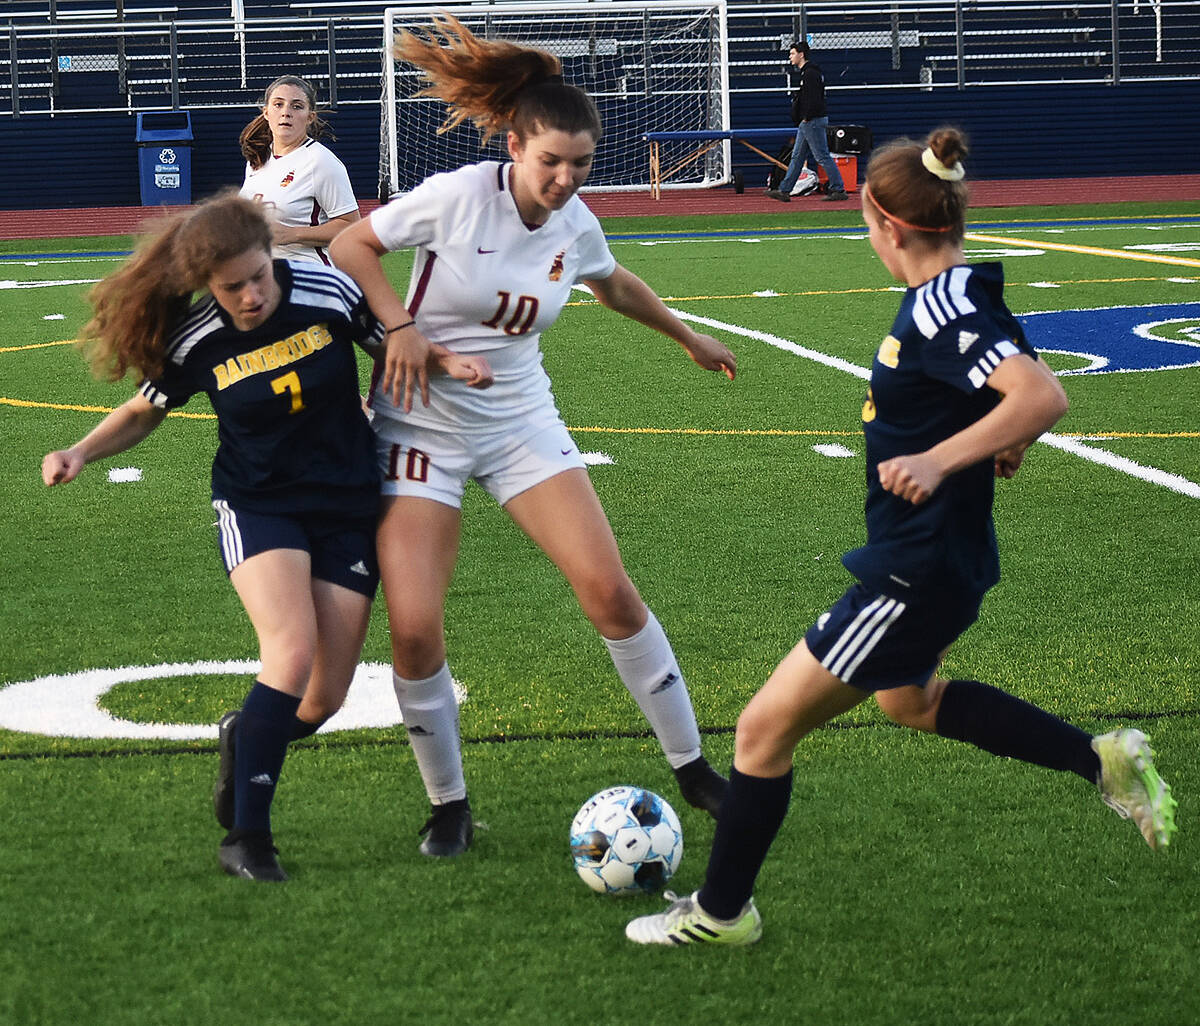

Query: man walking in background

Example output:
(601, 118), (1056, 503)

(767, 40), (848, 203)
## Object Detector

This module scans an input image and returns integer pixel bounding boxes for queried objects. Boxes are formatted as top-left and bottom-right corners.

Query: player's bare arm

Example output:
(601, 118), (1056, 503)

(42, 393), (167, 486)
(272, 209), (361, 249)
(878, 353), (1067, 505)
(428, 344), (493, 390)
(330, 219), (431, 411)
(583, 264), (736, 380)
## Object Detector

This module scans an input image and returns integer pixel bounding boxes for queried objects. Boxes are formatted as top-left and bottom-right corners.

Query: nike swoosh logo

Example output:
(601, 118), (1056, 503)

(561, 448), (574, 456)
(477, 247), (496, 254)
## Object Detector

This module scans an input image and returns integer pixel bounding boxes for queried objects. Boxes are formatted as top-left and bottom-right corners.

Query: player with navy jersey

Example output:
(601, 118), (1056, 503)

(627, 128), (1177, 947)
(330, 15), (738, 857)
(238, 75), (360, 265)
(42, 193), (491, 882)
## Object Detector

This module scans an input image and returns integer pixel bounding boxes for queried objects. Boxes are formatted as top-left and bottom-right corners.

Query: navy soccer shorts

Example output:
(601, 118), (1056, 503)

(804, 582), (984, 691)
(212, 500), (380, 597)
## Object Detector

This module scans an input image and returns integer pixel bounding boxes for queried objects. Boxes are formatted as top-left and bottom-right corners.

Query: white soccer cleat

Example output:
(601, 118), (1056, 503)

(625, 890), (762, 946)
(1092, 728), (1178, 851)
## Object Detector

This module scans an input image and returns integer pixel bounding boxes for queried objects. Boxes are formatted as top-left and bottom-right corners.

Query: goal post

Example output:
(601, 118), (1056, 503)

(378, 0), (730, 200)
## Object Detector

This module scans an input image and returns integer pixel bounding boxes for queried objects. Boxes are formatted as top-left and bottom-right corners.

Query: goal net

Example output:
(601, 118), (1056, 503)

(378, 1), (730, 200)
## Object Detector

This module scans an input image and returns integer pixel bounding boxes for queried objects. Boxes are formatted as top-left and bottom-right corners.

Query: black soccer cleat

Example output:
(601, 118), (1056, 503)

(219, 831), (288, 882)
(417, 798), (474, 857)
(213, 710), (239, 830)
(673, 756), (729, 820)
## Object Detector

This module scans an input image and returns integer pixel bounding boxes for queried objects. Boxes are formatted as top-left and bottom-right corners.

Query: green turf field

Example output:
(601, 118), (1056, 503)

(1, 203), (1196, 1025)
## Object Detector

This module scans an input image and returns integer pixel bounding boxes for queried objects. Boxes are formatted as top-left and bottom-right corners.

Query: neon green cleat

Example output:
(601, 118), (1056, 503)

(625, 891), (763, 946)
(1092, 728), (1178, 851)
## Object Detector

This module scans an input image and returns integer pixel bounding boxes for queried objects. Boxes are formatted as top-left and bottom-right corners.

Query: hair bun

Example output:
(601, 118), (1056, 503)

(921, 146), (965, 181)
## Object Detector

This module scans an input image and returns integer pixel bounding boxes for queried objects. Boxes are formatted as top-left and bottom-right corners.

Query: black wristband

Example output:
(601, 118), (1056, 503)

(384, 320), (416, 334)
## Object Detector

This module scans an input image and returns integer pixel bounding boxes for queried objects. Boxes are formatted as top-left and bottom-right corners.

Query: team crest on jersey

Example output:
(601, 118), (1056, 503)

(877, 335), (901, 368)
(548, 250), (565, 282)
(279, 170), (295, 188)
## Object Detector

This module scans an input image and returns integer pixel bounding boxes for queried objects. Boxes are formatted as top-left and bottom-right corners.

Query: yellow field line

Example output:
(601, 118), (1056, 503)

(965, 232), (1200, 269)
(3, 396), (1196, 439)
(0, 339), (76, 353)
(0, 396), (213, 420)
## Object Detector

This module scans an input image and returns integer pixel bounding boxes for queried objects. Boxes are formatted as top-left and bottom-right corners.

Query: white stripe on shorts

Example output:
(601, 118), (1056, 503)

(213, 500), (244, 571)
(822, 595), (907, 682)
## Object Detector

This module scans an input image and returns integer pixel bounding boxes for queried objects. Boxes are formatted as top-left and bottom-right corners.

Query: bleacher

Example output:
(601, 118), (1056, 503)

(2, 0), (1199, 207)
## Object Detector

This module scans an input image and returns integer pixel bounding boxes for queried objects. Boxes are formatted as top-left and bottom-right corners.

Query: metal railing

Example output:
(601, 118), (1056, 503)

(1, 1), (1197, 116)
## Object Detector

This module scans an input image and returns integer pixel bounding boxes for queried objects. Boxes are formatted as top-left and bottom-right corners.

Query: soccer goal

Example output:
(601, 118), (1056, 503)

(378, 0), (730, 201)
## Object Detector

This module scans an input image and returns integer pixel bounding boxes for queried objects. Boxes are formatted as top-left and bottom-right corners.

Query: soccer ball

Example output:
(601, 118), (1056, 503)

(569, 785), (683, 895)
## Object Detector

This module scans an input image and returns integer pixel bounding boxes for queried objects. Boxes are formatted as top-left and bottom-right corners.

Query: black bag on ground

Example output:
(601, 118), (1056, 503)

(767, 141), (794, 189)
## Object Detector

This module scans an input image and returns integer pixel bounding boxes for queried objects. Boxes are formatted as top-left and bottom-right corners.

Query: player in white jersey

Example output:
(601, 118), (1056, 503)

(238, 76), (360, 265)
(330, 15), (738, 856)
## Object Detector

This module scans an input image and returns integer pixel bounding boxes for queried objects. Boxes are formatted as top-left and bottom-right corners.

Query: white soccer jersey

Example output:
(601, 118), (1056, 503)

(240, 138), (359, 264)
(365, 160), (618, 433)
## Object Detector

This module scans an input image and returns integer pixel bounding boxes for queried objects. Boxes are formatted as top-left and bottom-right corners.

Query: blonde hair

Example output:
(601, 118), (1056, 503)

(79, 191), (273, 381)
(239, 75), (336, 170)
(864, 127), (970, 243)
(394, 14), (601, 146)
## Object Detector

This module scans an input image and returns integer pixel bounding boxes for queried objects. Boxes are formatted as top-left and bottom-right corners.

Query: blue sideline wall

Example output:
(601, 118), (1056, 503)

(1, 78), (1198, 209)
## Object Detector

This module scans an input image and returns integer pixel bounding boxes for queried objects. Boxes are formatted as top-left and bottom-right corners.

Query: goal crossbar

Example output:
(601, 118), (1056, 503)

(379, 0), (730, 199)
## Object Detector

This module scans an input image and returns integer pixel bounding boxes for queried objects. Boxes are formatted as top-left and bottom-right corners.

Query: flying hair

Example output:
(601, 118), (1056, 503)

(394, 14), (601, 146)
(78, 191), (273, 382)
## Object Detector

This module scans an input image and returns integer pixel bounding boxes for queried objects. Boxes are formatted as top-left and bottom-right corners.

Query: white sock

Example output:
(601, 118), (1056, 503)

(603, 608), (701, 769)
(392, 663), (467, 804)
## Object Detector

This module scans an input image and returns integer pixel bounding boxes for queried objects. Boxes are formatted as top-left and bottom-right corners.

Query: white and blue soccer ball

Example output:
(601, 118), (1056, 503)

(569, 785), (683, 895)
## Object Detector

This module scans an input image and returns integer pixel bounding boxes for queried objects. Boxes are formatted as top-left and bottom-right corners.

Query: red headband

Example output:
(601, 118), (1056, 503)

(861, 182), (956, 234)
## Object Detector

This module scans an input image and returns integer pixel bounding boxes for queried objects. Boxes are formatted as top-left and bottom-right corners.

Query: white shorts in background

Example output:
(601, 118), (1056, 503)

(374, 412), (587, 508)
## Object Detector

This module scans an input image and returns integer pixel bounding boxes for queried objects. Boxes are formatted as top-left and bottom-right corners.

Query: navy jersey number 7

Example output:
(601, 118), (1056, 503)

(139, 260), (384, 518)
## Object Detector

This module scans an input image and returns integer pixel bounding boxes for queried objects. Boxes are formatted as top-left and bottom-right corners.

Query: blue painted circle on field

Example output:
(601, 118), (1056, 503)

(1021, 301), (1200, 375)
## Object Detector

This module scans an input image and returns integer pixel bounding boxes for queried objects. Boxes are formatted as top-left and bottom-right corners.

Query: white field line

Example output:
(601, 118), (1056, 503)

(1037, 434), (1200, 498)
(667, 306), (1200, 500)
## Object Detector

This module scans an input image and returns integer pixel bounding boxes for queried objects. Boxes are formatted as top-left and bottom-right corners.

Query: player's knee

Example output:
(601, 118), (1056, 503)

(259, 636), (316, 693)
(299, 700), (336, 726)
(875, 680), (944, 732)
(578, 573), (643, 636)
(733, 703), (793, 776)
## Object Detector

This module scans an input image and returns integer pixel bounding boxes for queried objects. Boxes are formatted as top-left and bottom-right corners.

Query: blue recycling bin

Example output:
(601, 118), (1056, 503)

(136, 110), (193, 205)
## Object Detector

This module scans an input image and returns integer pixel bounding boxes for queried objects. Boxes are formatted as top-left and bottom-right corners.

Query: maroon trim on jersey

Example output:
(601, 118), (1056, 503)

(366, 252), (438, 406)
(310, 199), (332, 264)
(408, 250), (438, 316)
(367, 358), (383, 406)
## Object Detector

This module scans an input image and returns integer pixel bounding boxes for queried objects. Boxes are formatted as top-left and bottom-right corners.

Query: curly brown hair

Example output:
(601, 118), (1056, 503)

(394, 14), (601, 146)
(78, 191), (273, 381)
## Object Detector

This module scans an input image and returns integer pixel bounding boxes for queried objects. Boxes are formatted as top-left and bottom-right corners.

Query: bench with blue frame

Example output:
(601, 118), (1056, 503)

(642, 128), (801, 199)
(643, 126), (870, 199)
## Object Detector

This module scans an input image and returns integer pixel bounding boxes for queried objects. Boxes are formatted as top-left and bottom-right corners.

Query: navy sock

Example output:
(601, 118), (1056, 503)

(234, 682), (300, 834)
(697, 766), (792, 920)
(290, 716), (321, 741)
(935, 679), (1099, 782)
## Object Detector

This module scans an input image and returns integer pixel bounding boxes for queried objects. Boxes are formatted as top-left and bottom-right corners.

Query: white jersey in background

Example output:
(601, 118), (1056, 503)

(240, 138), (359, 264)
(366, 160), (617, 433)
